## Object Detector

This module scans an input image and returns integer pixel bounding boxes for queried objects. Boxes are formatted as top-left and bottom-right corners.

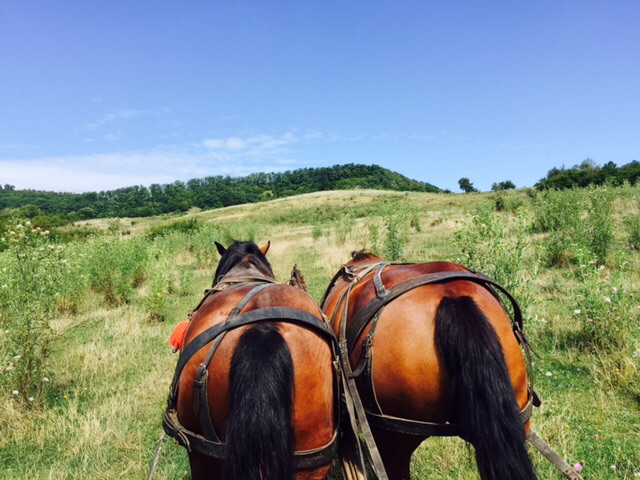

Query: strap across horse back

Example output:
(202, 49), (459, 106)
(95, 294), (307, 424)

(164, 280), (340, 471)
(332, 262), (539, 442)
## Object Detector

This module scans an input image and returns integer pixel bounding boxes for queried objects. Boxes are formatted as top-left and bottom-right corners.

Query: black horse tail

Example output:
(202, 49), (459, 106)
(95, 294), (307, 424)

(435, 296), (537, 480)
(222, 324), (295, 480)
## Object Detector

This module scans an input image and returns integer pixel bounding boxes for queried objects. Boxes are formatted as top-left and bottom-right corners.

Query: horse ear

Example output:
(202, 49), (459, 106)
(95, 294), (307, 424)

(260, 241), (271, 256)
(215, 241), (226, 256)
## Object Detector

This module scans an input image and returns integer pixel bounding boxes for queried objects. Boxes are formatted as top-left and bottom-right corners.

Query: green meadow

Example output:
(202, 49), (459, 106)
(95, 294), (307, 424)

(1, 186), (639, 479)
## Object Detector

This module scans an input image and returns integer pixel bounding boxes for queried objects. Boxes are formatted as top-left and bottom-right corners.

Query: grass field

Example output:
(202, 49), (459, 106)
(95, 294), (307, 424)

(1, 187), (639, 479)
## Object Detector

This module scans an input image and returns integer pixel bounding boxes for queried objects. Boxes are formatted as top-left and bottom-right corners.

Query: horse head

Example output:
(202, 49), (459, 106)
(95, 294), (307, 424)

(212, 240), (272, 286)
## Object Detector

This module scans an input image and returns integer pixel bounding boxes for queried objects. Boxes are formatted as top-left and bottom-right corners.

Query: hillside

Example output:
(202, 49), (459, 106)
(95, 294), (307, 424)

(1, 186), (639, 478)
(0, 163), (441, 220)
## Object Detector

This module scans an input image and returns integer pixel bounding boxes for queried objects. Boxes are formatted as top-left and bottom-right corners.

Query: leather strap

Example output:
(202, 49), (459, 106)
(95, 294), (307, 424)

(365, 390), (535, 437)
(347, 269), (524, 352)
(163, 408), (339, 470)
(170, 306), (336, 401)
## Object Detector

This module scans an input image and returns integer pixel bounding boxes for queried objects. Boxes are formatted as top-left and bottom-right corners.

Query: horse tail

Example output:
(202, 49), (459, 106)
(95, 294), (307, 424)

(222, 324), (295, 480)
(435, 296), (537, 480)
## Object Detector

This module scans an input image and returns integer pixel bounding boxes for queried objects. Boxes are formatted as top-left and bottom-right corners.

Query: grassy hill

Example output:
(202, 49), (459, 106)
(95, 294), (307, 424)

(1, 186), (639, 478)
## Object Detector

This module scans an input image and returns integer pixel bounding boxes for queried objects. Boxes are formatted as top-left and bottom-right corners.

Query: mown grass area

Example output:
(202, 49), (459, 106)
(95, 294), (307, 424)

(1, 186), (639, 479)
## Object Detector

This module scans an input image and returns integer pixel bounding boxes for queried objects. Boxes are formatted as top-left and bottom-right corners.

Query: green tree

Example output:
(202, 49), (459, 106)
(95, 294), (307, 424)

(491, 180), (516, 191)
(458, 177), (478, 193)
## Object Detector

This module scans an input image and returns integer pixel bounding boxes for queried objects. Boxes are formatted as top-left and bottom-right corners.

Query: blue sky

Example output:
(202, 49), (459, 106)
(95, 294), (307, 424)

(1, 1), (638, 193)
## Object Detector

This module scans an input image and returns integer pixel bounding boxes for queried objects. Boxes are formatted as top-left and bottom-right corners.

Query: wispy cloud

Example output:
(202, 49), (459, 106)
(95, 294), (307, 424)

(0, 145), (298, 193)
(202, 132), (299, 154)
(84, 108), (168, 131)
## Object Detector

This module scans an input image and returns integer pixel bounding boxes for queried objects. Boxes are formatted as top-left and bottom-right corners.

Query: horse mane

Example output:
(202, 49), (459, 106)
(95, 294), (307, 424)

(213, 240), (273, 286)
(288, 264), (307, 292)
(351, 250), (377, 262)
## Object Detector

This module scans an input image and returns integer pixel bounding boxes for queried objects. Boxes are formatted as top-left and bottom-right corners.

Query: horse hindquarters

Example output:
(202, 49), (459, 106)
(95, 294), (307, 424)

(435, 296), (537, 480)
(223, 324), (295, 480)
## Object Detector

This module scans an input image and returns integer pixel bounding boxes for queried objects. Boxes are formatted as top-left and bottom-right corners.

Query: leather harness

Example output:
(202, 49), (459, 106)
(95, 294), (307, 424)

(163, 277), (341, 471)
(322, 261), (541, 442)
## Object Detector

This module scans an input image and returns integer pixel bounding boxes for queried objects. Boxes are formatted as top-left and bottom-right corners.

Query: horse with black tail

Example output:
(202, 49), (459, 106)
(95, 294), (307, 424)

(321, 251), (539, 480)
(164, 240), (338, 480)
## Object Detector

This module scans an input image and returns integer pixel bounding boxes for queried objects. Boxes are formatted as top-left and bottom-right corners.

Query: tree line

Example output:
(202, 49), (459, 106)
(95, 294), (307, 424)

(0, 164), (441, 222)
(535, 159), (640, 190)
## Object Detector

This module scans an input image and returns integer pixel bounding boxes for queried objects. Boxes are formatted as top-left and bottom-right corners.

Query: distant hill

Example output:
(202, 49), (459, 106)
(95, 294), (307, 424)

(0, 163), (441, 220)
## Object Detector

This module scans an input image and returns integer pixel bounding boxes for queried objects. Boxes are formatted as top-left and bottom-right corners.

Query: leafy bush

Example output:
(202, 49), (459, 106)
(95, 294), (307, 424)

(454, 204), (538, 310)
(145, 218), (204, 240)
(584, 186), (614, 263)
(85, 238), (149, 306)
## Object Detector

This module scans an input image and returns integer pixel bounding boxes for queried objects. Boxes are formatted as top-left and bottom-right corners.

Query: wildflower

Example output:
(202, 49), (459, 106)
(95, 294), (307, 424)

(12, 390), (18, 396)
(1, 284), (7, 289)
(612, 287), (618, 295)
(574, 463), (583, 472)
(545, 371), (553, 377)
(599, 265), (606, 270)
(611, 465), (617, 470)
(574, 309), (581, 315)
(28, 397), (34, 402)
(580, 297), (585, 302)
(12, 355), (21, 361)
(594, 435), (599, 439)
(588, 318), (594, 323)
(604, 297), (612, 303)
(43, 377), (49, 383)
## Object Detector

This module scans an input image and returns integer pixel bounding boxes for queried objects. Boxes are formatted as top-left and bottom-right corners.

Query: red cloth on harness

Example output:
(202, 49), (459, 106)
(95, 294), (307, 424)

(169, 320), (189, 351)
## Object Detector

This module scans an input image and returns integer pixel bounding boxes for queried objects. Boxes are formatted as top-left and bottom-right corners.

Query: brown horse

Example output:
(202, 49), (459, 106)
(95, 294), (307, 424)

(322, 251), (537, 480)
(164, 241), (338, 480)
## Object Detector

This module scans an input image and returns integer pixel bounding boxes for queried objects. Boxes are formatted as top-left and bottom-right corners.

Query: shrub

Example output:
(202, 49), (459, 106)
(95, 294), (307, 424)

(146, 218), (204, 240)
(85, 238), (149, 306)
(584, 186), (614, 264)
(573, 253), (639, 353)
(311, 225), (323, 241)
(454, 204), (538, 310)
(0, 221), (68, 406)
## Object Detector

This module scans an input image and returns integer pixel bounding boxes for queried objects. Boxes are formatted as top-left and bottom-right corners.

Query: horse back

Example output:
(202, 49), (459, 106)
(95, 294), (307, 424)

(335, 262), (528, 423)
(176, 283), (335, 455)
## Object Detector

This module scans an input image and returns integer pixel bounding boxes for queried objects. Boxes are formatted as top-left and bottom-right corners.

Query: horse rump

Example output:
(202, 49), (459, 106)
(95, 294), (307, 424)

(435, 296), (537, 480)
(223, 323), (295, 480)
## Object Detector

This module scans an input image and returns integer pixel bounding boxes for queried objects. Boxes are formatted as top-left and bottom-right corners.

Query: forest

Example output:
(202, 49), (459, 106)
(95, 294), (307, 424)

(0, 164), (440, 222)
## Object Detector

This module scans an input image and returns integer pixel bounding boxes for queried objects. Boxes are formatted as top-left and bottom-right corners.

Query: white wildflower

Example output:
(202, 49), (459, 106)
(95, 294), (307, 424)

(12, 390), (18, 396)
(604, 297), (612, 303)
(574, 309), (581, 315)
(545, 372), (553, 377)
